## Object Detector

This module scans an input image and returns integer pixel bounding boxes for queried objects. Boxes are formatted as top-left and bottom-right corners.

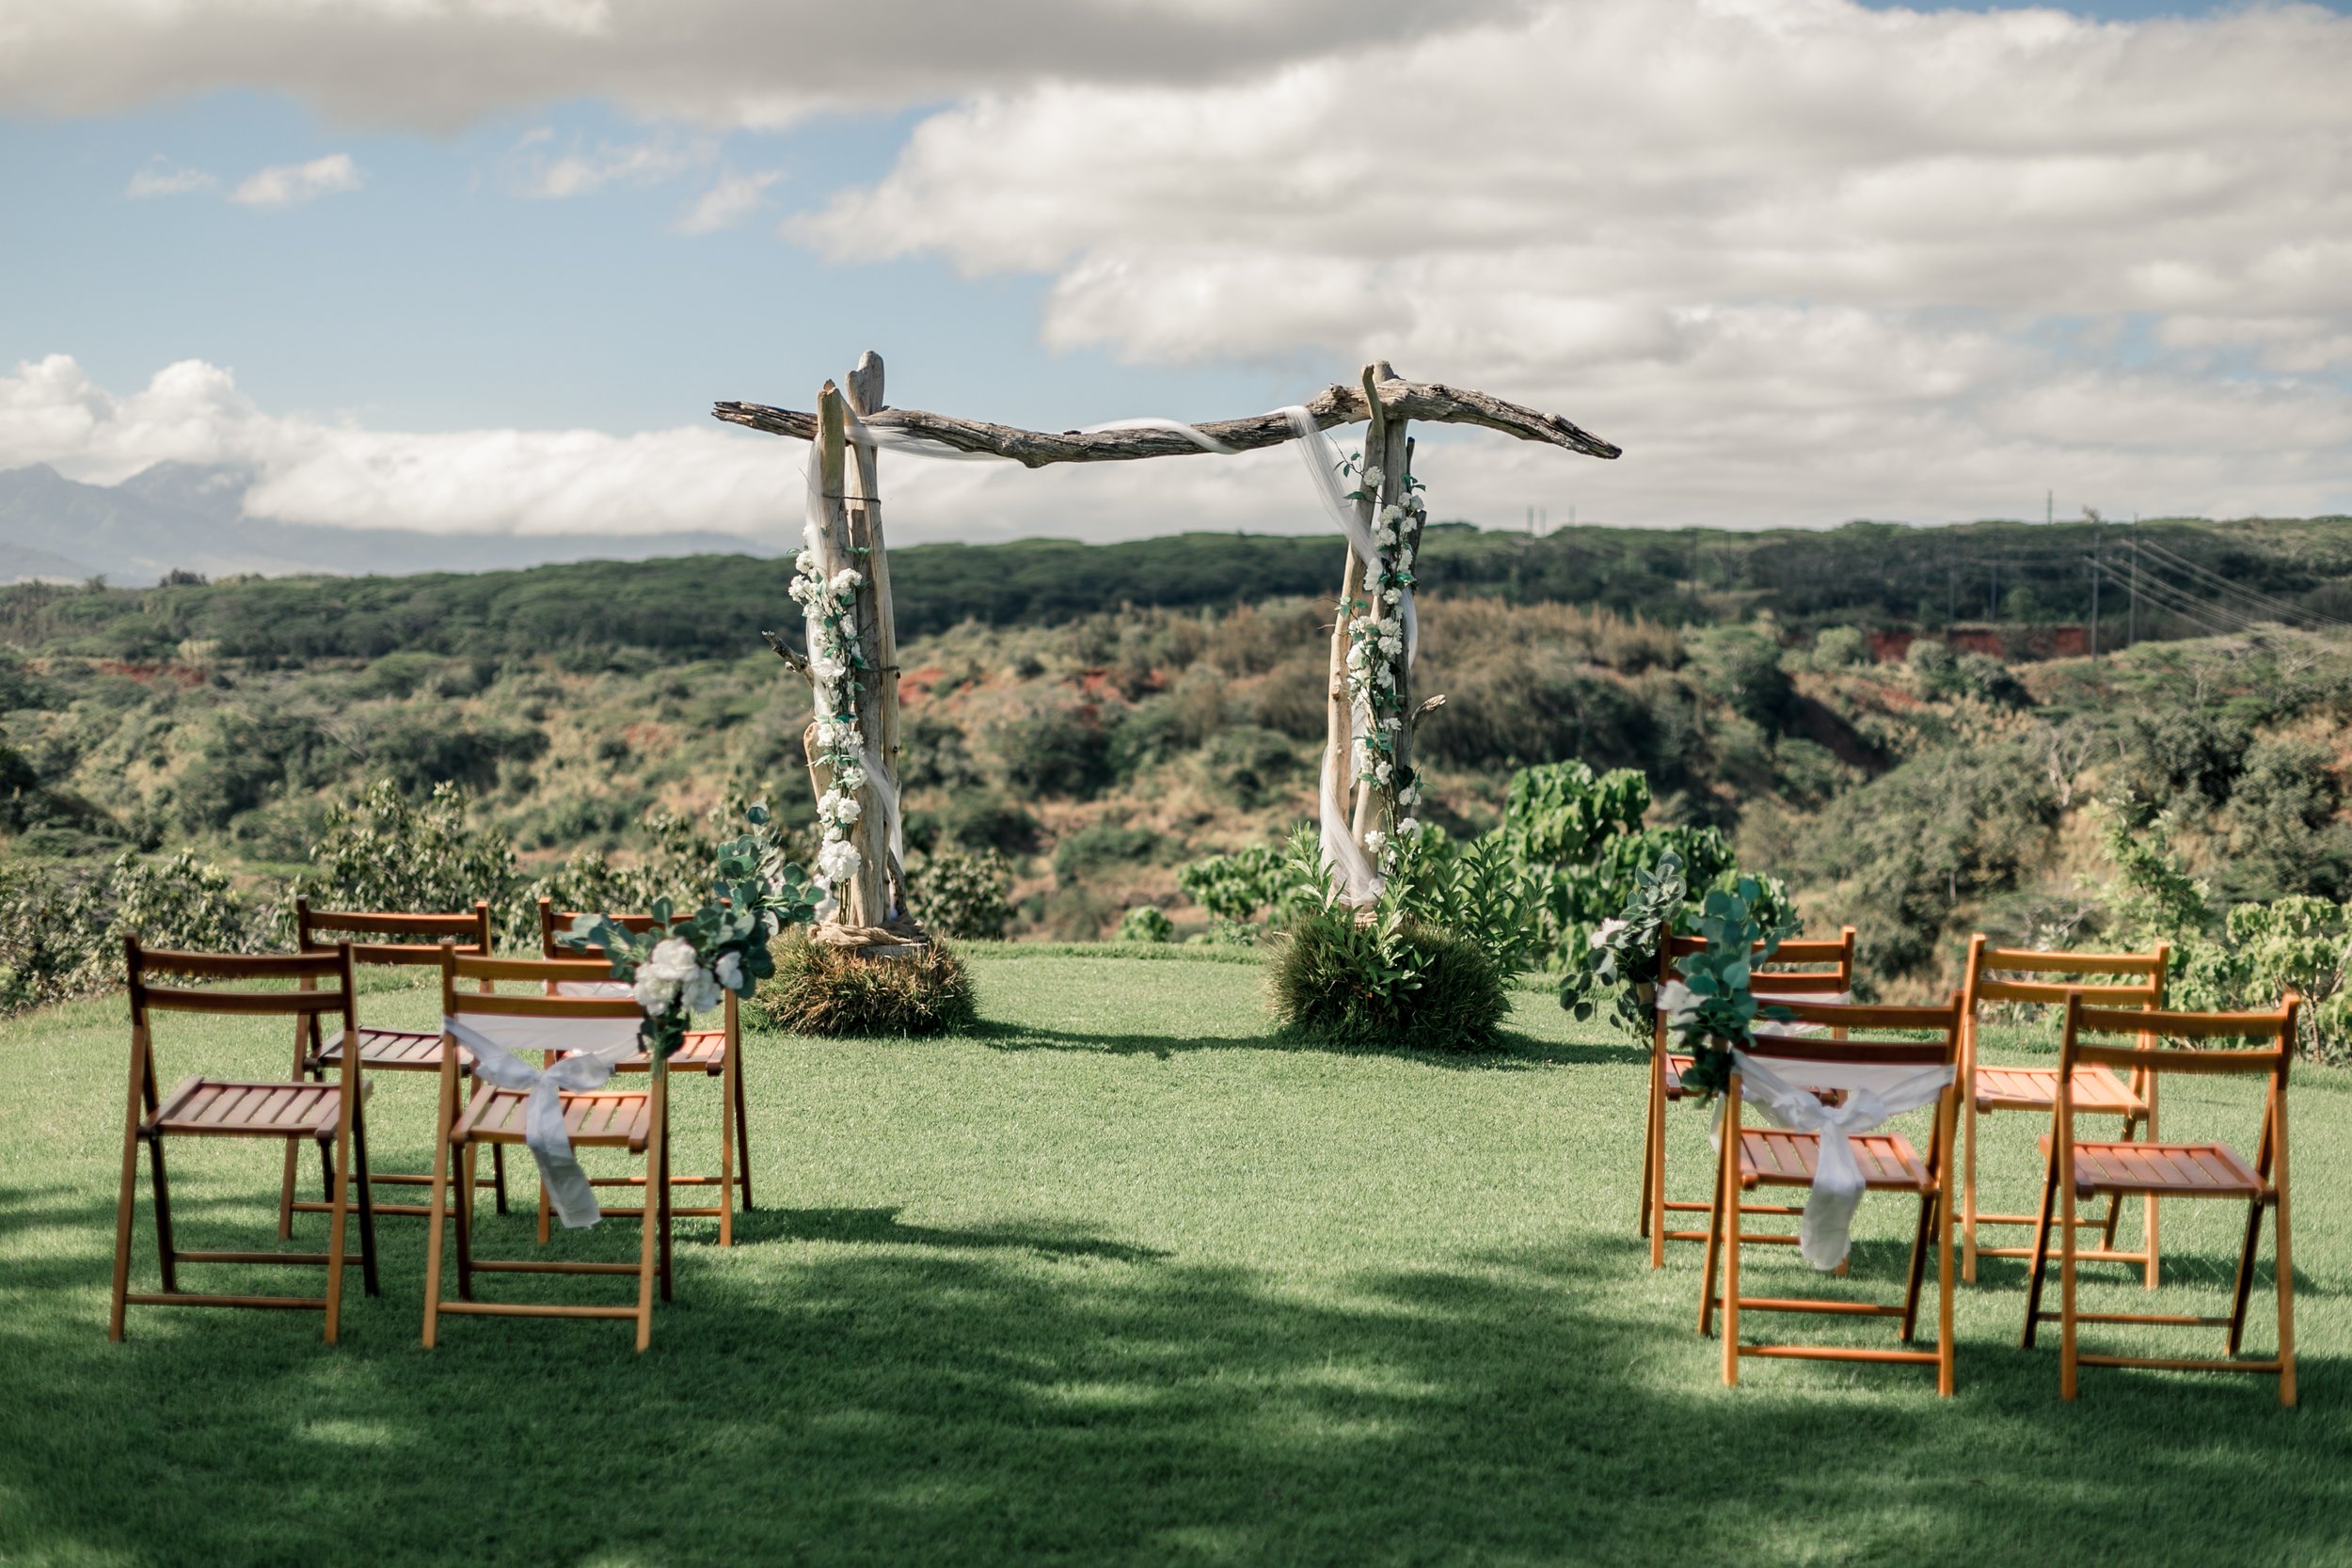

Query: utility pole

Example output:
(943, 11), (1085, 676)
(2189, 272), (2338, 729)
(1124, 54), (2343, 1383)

(2046, 489), (2054, 526)
(2089, 548), (2101, 658)
(2128, 513), (2139, 648)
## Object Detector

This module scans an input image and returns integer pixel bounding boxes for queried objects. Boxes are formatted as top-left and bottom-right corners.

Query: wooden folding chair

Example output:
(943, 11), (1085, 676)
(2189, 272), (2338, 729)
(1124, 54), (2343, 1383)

(110, 938), (378, 1343)
(1960, 938), (2169, 1285)
(537, 897), (750, 1245)
(1642, 927), (1855, 1267)
(422, 952), (671, 1352)
(2023, 993), (2297, 1405)
(1700, 995), (1963, 1395)
(286, 898), (507, 1227)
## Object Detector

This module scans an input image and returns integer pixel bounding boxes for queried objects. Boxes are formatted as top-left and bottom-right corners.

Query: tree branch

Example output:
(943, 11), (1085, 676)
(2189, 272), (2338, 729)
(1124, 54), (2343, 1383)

(712, 371), (1619, 466)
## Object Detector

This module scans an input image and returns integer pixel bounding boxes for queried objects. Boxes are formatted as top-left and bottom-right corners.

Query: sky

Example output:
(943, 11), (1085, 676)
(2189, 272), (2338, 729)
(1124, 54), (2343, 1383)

(1, 0), (2349, 548)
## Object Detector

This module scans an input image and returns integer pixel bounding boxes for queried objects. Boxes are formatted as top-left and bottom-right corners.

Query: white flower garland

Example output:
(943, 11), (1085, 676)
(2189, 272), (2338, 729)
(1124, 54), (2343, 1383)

(787, 551), (869, 888)
(1339, 455), (1429, 876)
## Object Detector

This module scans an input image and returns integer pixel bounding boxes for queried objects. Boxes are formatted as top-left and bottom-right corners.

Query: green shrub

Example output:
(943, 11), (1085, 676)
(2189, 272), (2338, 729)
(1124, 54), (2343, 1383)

(1176, 843), (1292, 922)
(294, 780), (518, 933)
(905, 847), (1014, 940)
(942, 794), (1042, 856)
(750, 931), (977, 1037)
(1, 848), (268, 1014)
(1269, 911), (1508, 1053)
(993, 705), (1112, 799)
(1204, 726), (1301, 807)
(1811, 626), (1868, 668)
(1117, 905), (1176, 943)
(1053, 822), (1159, 880)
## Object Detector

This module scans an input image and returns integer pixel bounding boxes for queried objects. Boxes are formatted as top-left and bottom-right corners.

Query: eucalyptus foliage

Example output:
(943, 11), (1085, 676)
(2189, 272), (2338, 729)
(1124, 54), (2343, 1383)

(1557, 851), (1688, 1041)
(1655, 877), (1796, 1099)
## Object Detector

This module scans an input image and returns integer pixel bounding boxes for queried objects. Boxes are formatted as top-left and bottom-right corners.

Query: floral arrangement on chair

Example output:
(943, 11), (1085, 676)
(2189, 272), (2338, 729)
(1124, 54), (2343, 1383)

(561, 804), (822, 1059)
(1654, 875), (1795, 1099)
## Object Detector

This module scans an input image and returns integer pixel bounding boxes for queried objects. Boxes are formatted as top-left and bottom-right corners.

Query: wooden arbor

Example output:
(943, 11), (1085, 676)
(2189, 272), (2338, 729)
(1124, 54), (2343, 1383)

(715, 356), (1618, 932)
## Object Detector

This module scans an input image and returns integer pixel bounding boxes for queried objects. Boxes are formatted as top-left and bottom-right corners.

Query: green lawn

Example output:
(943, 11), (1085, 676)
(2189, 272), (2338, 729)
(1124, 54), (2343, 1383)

(4, 951), (2348, 1566)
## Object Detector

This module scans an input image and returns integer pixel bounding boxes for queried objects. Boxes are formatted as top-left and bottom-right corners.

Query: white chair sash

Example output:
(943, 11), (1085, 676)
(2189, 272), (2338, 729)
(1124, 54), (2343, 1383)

(553, 978), (635, 1000)
(1727, 1050), (1954, 1272)
(443, 1013), (644, 1230)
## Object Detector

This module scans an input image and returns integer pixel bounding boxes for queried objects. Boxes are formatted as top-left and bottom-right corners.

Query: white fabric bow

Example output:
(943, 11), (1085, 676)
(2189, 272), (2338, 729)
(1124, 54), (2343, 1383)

(443, 1014), (644, 1229)
(1728, 1050), (1953, 1271)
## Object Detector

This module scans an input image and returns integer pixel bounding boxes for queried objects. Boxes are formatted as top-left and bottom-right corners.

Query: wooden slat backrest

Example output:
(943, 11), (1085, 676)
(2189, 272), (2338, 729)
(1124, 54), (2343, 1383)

(127, 940), (357, 1020)
(2065, 996), (2296, 1077)
(1742, 995), (1963, 1068)
(297, 897), (492, 967)
(1966, 938), (2169, 1011)
(1660, 926), (1856, 987)
(450, 952), (629, 993)
(538, 897), (656, 959)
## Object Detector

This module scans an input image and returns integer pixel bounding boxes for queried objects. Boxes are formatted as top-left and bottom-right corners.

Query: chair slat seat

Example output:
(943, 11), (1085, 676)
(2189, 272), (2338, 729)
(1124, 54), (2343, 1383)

(1976, 1063), (2143, 1116)
(453, 1087), (653, 1152)
(2037, 1135), (2267, 1199)
(1738, 1128), (1928, 1191)
(151, 1078), (359, 1141)
(564, 1028), (727, 1077)
(313, 1026), (464, 1072)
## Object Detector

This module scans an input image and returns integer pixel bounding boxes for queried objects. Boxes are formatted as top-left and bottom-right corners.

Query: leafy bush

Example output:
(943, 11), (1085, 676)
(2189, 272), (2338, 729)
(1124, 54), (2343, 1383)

(1117, 905), (1176, 943)
(2127, 708), (2252, 808)
(751, 931), (977, 1037)
(1053, 822), (1159, 880)
(1688, 626), (1794, 731)
(1176, 843), (1292, 922)
(993, 705), (1112, 799)
(1264, 829), (1512, 1053)
(1, 849), (268, 1014)
(941, 794), (1042, 857)
(292, 779), (520, 937)
(1495, 761), (1743, 966)
(1811, 626), (1868, 668)
(1204, 726), (1301, 807)
(905, 847), (1014, 940)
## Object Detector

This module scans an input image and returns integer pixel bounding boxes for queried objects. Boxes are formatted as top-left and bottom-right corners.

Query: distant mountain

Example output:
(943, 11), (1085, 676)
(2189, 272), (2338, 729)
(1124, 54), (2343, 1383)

(0, 462), (775, 584)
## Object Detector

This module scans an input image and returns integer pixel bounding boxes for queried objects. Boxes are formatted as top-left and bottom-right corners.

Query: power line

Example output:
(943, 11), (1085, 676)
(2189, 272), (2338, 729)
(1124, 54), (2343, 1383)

(2132, 539), (2351, 632)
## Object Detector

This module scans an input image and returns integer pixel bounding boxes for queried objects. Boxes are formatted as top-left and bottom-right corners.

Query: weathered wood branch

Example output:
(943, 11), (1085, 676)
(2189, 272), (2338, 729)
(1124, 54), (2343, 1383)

(713, 370), (1618, 466)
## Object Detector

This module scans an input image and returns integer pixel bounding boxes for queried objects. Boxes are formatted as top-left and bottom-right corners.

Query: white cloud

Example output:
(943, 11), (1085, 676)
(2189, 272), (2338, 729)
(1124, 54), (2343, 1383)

(124, 159), (219, 198)
(506, 130), (715, 198)
(0, 0), (1493, 132)
(230, 152), (365, 206)
(675, 167), (783, 234)
(775, 0), (2352, 525)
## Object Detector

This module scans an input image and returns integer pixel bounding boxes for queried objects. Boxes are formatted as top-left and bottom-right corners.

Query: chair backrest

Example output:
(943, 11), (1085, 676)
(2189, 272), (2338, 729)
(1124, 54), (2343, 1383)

(1963, 935), (2168, 1015)
(296, 897), (492, 968)
(538, 897), (656, 959)
(1742, 994), (1964, 1069)
(1660, 926), (1856, 998)
(2061, 995), (2296, 1089)
(442, 952), (645, 1022)
(127, 937), (358, 1029)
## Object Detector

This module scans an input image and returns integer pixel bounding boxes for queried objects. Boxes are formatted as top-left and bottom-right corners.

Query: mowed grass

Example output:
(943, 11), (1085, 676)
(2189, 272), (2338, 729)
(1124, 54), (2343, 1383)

(4, 950), (2350, 1567)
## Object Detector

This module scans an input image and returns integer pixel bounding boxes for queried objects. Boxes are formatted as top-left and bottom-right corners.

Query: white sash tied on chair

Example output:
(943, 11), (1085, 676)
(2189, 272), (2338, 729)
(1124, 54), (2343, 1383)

(1728, 1050), (1953, 1272)
(443, 1014), (645, 1229)
(553, 979), (635, 1000)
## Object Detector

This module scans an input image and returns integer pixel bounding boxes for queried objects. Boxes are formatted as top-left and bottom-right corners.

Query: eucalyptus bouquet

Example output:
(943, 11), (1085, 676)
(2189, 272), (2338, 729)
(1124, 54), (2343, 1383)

(1654, 874), (1796, 1099)
(1558, 850), (1689, 1040)
(562, 804), (822, 1059)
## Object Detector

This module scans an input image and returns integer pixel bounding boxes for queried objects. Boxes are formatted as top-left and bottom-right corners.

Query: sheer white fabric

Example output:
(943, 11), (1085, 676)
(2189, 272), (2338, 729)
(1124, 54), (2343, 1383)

(802, 443), (906, 917)
(1280, 405), (1394, 904)
(442, 1013), (644, 1230)
(553, 978), (633, 1000)
(1728, 1049), (1953, 1271)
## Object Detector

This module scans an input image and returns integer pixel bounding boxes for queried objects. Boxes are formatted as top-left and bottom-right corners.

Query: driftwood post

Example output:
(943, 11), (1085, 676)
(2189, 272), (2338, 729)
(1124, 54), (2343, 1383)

(722, 356), (1618, 914)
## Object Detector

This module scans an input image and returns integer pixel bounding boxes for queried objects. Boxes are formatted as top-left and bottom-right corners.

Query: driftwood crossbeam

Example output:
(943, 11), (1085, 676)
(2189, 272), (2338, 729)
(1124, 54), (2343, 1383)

(718, 355), (1617, 944)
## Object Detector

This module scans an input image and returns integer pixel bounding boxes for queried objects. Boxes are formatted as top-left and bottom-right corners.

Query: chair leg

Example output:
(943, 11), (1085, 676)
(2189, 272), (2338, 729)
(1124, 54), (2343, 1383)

(1937, 1164), (1956, 1398)
(1899, 1191), (1933, 1342)
(659, 1117), (675, 1304)
(455, 1144), (477, 1302)
(110, 1128), (141, 1343)
(732, 1054), (755, 1213)
(1647, 1068), (1669, 1270)
(2020, 1152), (2058, 1349)
(2059, 1154), (2079, 1402)
(2227, 1196), (2265, 1355)
(323, 1127), (353, 1346)
(422, 1133), (452, 1349)
(353, 1107), (380, 1298)
(491, 1145), (510, 1216)
(536, 1180), (553, 1247)
(2142, 1085), (2162, 1291)
(1720, 1154), (1742, 1386)
(1961, 1090), (1979, 1283)
(1639, 1074), (1657, 1240)
(1698, 1125), (1728, 1337)
(634, 1156), (660, 1355)
(278, 1134), (301, 1241)
(148, 1134), (179, 1295)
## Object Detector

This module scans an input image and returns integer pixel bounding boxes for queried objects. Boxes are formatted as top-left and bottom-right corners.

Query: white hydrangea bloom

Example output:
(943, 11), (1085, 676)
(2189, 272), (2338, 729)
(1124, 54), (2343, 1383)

(715, 952), (744, 993)
(817, 838), (861, 881)
(633, 970), (679, 1015)
(680, 963), (723, 1015)
(1375, 761), (1392, 783)
(831, 567), (864, 594)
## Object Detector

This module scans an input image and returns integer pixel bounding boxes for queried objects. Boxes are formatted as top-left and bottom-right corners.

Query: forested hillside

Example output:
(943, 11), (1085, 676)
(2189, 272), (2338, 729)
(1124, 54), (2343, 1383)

(8, 515), (2352, 1015)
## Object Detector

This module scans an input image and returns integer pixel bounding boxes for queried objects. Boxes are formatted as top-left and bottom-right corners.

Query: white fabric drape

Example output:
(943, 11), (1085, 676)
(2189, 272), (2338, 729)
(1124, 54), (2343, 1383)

(443, 1013), (644, 1230)
(554, 979), (633, 1000)
(1280, 405), (1397, 904)
(803, 442), (906, 917)
(1727, 1050), (1953, 1271)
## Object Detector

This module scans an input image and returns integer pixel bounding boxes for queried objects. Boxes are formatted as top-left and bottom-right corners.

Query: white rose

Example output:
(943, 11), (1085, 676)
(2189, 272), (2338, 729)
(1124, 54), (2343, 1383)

(1399, 816), (1421, 835)
(1590, 917), (1630, 950)
(1399, 785), (1422, 806)
(1379, 503), (1403, 525)
(681, 964), (723, 1015)
(1359, 465), (1383, 487)
(817, 838), (862, 881)
(647, 938), (699, 979)
(715, 952), (745, 993)
(633, 971), (679, 1015)
(831, 568), (864, 594)
(1375, 762), (1392, 783)
(1363, 830), (1389, 856)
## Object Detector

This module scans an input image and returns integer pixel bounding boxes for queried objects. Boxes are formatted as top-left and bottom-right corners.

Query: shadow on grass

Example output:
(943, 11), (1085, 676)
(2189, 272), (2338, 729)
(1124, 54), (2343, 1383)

(734, 1205), (1172, 1263)
(6, 1180), (2342, 1568)
(964, 1018), (1642, 1071)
